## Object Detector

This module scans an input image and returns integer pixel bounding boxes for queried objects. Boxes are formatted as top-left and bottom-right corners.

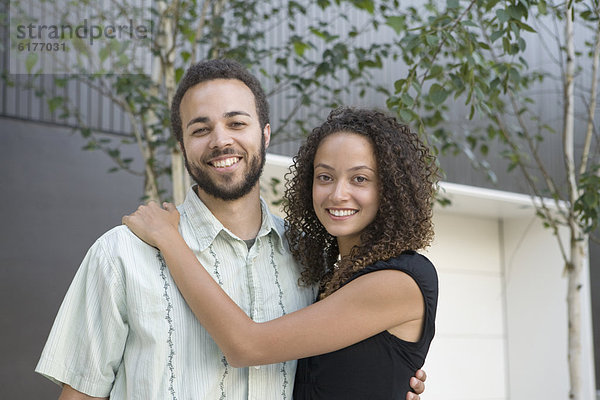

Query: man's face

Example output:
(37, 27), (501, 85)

(179, 79), (270, 201)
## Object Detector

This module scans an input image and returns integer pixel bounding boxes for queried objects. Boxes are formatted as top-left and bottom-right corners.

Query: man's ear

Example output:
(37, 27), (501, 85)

(263, 123), (271, 149)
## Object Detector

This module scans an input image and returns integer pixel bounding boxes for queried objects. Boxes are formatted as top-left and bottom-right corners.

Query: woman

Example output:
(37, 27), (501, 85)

(124, 107), (439, 399)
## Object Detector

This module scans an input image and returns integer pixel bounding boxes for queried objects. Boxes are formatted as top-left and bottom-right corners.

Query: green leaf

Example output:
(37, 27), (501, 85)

(394, 79), (406, 93)
(81, 128), (92, 138)
(54, 77), (68, 88)
(507, 5), (522, 20)
(385, 16), (406, 34)
(25, 52), (39, 74)
(425, 35), (439, 46)
(315, 62), (330, 77)
(317, 0), (331, 9)
(508, 67), (521, 82)
(496, 9), (510, 23)
(401, 93), (414, 107)
(99, 45), (111, 63)
(83, 141), (98, 151)
(353, 0), (375, 14)
(293, 39), (310, 57)
(480, 144), (489, 156)
(399, 108), (414, 122)
(429, 65), (444, 79)
(429, 84), (449, 105)
(71, 37), (89, 56)
(516, 20), (536, 33)
(175, 67), (184, 84)
(47, 96), (64, 113)
(490, 30), (504, 43)
(447, 0), (459, 10)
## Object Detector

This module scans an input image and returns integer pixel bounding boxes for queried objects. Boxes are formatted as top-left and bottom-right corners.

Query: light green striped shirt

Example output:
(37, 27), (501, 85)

(36, 187), (316, 399)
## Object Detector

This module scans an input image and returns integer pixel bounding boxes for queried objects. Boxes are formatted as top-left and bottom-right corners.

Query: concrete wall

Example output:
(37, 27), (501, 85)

(503, 216), (596, 400)
(503, 216), (570, 399)
(0, 117), (143, 398)
(423, 212), (508, 399)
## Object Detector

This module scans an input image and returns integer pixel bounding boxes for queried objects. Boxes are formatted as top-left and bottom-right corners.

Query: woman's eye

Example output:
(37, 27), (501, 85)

(317, 174), (332, 182)
(354, 176), (367, 183)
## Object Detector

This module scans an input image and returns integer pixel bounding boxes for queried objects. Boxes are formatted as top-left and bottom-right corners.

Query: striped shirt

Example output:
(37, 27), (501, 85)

(36, 187), (316, 399)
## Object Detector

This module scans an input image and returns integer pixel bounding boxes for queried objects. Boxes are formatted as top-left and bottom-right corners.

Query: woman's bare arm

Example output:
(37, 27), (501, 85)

(123, 202), (424, 368)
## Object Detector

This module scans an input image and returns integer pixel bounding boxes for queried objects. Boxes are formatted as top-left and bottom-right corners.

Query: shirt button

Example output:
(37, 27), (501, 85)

(254, 365), (261, 370)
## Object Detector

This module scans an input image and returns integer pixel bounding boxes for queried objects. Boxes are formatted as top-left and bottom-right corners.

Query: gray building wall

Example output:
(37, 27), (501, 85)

(0, 118), (143, 398)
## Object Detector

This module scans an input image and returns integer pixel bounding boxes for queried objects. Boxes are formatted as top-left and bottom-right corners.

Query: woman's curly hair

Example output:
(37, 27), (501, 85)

(283, 107), (439, 298)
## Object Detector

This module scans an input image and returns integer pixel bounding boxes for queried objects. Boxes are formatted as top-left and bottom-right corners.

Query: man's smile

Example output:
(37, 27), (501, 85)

(209, 156), (242, 169)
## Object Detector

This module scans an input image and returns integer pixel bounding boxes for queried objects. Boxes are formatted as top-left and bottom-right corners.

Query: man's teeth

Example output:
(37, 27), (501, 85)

(329, 209), (357, 217)
(212, 157), (239, 168)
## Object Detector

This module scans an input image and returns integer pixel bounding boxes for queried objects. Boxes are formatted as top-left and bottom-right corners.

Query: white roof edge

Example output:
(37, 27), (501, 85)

(266, 153), (294, 167)
(438, 181), (565, 211)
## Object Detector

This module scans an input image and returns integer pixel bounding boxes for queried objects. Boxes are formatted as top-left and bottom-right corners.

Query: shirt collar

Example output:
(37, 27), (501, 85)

(257, 197), (287, 255)
(180, 186), (286, 254)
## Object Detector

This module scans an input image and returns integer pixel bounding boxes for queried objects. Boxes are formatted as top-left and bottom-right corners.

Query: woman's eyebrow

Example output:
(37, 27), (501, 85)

(348, 165), (376, 172)
(314, 163), (376, 172)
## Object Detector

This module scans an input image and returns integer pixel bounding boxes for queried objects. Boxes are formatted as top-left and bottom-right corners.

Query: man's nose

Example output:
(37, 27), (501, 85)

(209, 124), (234, 148)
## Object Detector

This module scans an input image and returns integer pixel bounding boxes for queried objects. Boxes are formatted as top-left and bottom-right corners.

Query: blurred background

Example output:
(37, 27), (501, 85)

(1, 0), (599, 398)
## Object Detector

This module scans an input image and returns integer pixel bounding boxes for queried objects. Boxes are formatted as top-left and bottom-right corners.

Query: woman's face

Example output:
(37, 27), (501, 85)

(312, 132), (380, 255)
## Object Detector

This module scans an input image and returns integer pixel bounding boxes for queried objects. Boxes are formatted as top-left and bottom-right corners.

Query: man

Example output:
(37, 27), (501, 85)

(36, 59), (427, 399)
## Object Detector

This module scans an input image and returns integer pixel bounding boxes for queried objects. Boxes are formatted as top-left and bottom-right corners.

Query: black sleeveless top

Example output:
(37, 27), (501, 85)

(293, 251), (438, 400)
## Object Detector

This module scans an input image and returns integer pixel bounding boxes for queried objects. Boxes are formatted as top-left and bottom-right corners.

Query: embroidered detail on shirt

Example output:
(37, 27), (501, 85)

(158, 252), (178, 400)
(219, 355), (229, 400)
(280, 361), (289, 400)
(208, 244), (224, 286)
(268, 236), (289, 398)
(268, 236), (287, 316)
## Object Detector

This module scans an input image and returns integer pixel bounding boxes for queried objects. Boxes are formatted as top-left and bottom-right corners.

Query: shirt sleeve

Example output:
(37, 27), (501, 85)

(35, 236), (128, 397)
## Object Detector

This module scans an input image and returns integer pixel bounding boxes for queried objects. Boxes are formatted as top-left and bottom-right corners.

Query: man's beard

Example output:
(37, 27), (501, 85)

(183, 135), (266, 201)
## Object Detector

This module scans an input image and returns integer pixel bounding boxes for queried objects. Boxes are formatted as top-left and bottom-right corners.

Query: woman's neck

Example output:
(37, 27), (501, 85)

(336, 237), (360, 258)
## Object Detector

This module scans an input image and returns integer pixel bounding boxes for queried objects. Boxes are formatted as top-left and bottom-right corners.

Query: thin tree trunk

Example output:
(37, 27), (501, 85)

(171, 148), (189, 205)
(562, 4), (582, 399)
(566, 236), (584, 400)
(154, 0), (188, 204)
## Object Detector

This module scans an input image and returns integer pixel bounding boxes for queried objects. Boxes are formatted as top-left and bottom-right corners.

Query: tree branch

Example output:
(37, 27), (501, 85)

(579, 15), (600, 176)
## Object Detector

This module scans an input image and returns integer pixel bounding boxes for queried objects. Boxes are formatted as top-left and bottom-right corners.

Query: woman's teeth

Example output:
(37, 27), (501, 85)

(328, 209), (357, 217)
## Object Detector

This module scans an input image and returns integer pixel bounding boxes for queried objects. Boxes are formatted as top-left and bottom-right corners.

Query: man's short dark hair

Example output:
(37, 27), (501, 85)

(171, 59), (270, 144)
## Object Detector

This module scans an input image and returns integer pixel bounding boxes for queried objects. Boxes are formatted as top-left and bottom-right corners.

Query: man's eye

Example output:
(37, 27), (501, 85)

(231, 121), (246, 128)
(192, 127), (209, 135)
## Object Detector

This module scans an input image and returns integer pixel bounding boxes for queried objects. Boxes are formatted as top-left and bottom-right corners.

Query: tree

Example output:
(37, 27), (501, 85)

(383, 0), (599, 398)
(6, 0), (399, 203)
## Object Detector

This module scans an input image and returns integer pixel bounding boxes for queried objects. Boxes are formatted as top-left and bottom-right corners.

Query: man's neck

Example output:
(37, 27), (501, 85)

(194, 185), (263, 240)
